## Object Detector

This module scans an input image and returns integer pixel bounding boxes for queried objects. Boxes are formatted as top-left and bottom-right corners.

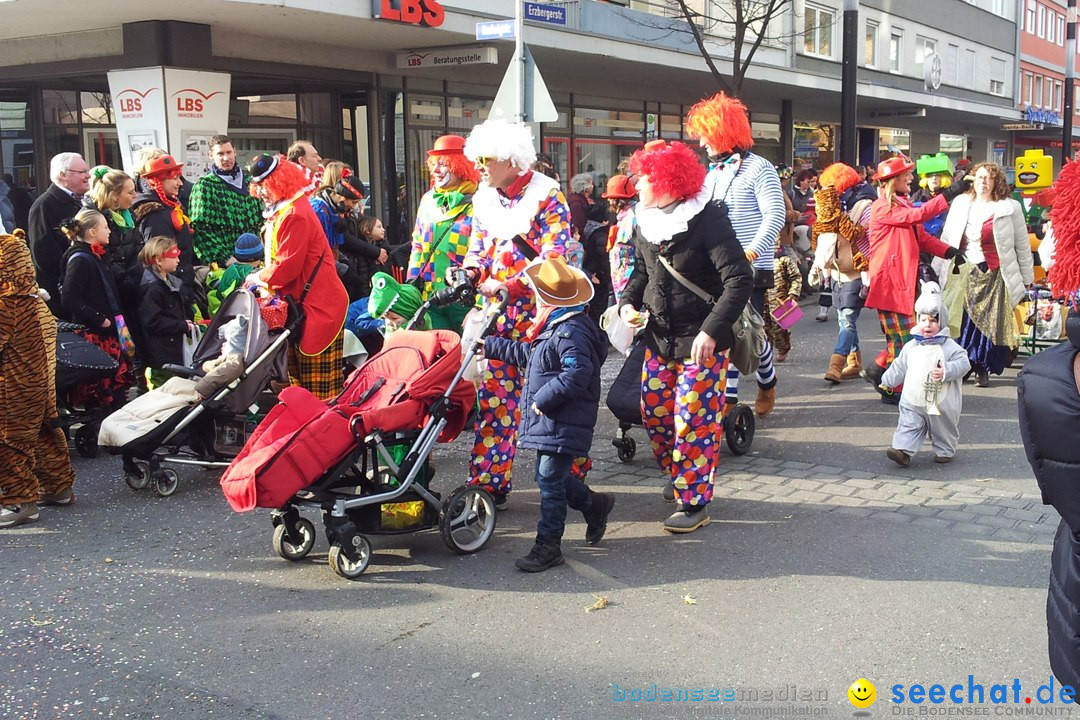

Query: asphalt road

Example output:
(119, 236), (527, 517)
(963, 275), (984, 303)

(0, 303), (1059, 720)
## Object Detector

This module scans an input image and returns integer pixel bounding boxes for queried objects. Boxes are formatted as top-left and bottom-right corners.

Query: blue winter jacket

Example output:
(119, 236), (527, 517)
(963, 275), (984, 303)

(484, 310), (603, 457)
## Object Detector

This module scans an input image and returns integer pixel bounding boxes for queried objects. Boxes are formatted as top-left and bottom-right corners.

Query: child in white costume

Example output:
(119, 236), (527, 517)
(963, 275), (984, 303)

(880, 282), (971, 466)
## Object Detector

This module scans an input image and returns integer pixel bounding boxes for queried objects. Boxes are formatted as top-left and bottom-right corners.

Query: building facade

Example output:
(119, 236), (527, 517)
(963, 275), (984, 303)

(1014, 0), (1080, 160)
(0, 0), (1025, 241)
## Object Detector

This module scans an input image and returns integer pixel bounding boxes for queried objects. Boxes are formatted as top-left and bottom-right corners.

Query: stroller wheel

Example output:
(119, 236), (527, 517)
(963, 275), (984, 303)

(440, 486), (497, 555)
(724, 404), (756, 456)
(272, 518), (316, 561)
(616, 437), (637, 463)
(125, 460), (151, 490)
(328, 536), (371, 579)
(153, 468), (180, 497)
(74, 424), (100, 458)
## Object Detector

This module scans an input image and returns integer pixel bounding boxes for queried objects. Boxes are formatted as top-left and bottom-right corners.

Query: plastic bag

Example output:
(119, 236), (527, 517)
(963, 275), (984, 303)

(181, 324), (203, 366)
(599, 304), (640, 356)
(459, 305), (488, 383)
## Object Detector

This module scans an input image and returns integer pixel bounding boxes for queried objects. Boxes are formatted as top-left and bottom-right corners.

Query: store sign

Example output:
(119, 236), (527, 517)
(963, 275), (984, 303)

(396, 46), (498, 69)
(1002, 122), (1044, 131)
(108, 67), (231, 182)
(1026, 107), (1061, 125)
(868, 108), (927, 119)
(373, 0), (445, 27)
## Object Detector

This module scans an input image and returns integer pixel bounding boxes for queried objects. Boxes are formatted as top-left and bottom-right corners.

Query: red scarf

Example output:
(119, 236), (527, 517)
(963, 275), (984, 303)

(524, 304), (556, 342)
(150, 180), (191, 232)
(89, 242), (107, 258)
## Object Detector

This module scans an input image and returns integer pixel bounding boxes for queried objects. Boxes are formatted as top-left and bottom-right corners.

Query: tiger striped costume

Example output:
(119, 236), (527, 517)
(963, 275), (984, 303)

(0, 230), (75, 509)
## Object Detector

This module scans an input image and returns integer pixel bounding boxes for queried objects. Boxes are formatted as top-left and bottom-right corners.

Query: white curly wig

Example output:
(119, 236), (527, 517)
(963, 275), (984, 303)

(464, 119), (537, 171)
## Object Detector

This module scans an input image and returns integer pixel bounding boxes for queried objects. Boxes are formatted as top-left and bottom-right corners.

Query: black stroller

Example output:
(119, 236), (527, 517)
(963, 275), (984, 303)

(606, 338), (755, 462)
(55, 321), (121, 458)
(99, 289), (297, 497)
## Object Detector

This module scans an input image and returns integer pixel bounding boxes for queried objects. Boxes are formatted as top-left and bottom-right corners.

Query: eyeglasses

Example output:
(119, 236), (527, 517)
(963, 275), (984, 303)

(473, 156), (489, 166)
(66, 168), (91, 175)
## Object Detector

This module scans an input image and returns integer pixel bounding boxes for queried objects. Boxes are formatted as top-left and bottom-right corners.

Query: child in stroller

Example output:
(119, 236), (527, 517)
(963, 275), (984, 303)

(98, 288), (292, 497)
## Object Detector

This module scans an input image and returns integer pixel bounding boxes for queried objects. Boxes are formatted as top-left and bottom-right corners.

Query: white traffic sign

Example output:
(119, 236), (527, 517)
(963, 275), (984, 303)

(490, 43), (557, 123)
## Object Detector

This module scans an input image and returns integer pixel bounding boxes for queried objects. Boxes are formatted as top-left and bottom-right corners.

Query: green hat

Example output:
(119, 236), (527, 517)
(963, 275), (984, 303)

(368, 272), (429, 329)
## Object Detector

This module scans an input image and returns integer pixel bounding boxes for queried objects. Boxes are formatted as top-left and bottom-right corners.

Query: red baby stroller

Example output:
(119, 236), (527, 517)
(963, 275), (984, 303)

(220, 298), (500, 580)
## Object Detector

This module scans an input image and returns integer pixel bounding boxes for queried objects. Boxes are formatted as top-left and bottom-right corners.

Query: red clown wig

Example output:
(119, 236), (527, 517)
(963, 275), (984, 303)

(426, 152), (480, 189)
(628, 140), (706, 201)
(685, 93), (754, 155)
(819, 163), (861, 195)
(1050, 161), (1080, 298)
(253, 154), (309, 204)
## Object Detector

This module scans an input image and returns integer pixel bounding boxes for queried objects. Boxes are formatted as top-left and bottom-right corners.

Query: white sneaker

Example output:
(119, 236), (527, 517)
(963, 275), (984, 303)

(0, 503), (39, 528)
(815, 306), (829, 322)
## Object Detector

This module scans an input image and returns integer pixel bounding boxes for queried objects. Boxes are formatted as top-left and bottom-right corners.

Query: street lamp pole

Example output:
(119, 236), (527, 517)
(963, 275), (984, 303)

(1064, 0), (1076, 165)
(840, 0), (859, 166)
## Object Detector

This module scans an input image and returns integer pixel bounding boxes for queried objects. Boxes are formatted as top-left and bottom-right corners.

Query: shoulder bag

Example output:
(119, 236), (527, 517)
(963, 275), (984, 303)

(657, 255), (764, 374)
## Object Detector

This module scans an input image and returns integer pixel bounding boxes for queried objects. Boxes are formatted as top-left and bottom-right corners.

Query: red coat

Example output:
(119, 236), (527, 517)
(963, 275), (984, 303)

(865, 193), (951, 315)
(264, 197), (347, 355)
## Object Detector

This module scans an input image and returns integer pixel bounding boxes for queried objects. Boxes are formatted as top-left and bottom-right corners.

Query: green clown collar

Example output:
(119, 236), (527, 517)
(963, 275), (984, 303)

(368, 272), (430, 329)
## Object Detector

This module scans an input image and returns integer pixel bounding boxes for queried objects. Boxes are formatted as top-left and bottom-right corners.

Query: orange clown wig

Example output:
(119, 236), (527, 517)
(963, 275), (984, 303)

(426, 152), (480, 189)
(819, 163), (862, 195)
(685, 92), (754, 156)
(249, 153), (310, 204)
(1049, 161), (1080, 298)
(628, 139), (706, 202)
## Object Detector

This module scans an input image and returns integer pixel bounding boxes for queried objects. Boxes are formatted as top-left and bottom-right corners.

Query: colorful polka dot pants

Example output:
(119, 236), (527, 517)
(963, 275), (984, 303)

(468, 301), (591, 495)
(640, 348), (726, 509)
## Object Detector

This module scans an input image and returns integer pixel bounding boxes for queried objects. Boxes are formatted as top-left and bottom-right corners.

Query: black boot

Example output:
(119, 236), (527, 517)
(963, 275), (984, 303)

(515, 537), (565, 573)
(584, 492), (615, 545)
(861, 361), (885, 387)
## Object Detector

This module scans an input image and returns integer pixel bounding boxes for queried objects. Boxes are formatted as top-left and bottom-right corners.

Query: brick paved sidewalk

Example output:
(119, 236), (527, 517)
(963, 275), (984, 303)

(585, 442), (1057, 546)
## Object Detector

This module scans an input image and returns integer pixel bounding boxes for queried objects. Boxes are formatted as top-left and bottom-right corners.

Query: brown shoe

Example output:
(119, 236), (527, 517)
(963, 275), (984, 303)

(934, 455), (953, 464)
(840, 350), (863, 380)
(886, 448), (912, 467)
(755, 386), (777, 417)
(824, 353), (846, 384)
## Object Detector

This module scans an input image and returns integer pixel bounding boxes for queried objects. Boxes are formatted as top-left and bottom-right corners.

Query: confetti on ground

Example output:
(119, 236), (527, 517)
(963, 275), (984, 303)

(586, 595), (609, 613)
(682, 594), (697, 605)
(28, 616), (54, 626)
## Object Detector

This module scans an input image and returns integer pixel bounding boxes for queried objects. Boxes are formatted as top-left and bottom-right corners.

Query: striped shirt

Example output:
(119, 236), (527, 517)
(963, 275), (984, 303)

(706, 152), (786, 272)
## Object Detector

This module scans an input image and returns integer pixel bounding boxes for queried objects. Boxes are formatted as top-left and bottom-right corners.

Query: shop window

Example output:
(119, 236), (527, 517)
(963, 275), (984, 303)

(661, 103), (682, 140)
(42, 90), (78, 126)
(408, 95), (444, 127)
(299, 92), (335, 127)
(803, 4), (835, 58)
(0, 99), (34, 188)
(573, 107), (644, 139)
(447, 97), (490, 132)
(43, 126), (80, 164)
(80, 92), (114, 125)
(232, 95), (297, 127)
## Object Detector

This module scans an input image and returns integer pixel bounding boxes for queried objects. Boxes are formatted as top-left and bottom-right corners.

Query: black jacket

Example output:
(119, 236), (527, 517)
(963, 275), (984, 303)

(131, 191), (195, 303)
(59, 242), (123, 335)
(28, 183), (82, 315)
(484, 311), (603, 457)
(619, 200), (754, 359)
(137, 268), (190, 368)
(1018, 315), (1080, 690)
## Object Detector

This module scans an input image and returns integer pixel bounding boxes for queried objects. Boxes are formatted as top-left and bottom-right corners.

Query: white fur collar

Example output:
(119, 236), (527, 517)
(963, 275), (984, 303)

(634, 185), (712, 245)
(471, 172), (560, 239)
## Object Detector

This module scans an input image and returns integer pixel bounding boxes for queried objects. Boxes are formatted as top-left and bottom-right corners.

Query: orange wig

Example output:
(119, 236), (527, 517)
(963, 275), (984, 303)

(1050, 162), (1080, 298)
(255, 155), (309, 204)
(628, 140), (706, 201)
(819, 163), (861, 195)
(426, 153), (480, 189)
(685, 93), (754, 155)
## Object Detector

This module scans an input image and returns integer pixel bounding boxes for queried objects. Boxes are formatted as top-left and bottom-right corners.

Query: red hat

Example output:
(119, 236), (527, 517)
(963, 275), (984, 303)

(142, 154), (184, 179)
(602, 174), (637, 200)
(873, 155), (915, 183)
(427, 135), (467, 156)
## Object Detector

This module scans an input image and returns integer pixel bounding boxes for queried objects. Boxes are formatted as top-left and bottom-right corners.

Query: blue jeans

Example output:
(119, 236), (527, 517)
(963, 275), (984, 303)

(834, 306), (862, 355)
(535, 451), (593, 542)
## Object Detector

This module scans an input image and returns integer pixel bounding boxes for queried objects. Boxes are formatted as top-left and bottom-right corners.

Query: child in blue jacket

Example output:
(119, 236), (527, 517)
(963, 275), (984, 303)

(482, 255), (614, 572)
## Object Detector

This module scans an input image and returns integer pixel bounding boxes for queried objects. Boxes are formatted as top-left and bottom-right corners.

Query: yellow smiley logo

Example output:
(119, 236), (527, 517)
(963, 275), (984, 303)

(848, 678), (877, 709)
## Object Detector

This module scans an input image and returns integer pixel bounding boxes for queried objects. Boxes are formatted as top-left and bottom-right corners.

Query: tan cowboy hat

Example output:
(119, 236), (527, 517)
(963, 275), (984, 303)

(522, 254), (594, 307)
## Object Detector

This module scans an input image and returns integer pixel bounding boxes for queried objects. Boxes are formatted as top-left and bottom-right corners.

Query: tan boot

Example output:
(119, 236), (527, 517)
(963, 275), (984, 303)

(823, 353), (846, 384)
(755, 386), (777, 417)
(840, 350), (863, 380)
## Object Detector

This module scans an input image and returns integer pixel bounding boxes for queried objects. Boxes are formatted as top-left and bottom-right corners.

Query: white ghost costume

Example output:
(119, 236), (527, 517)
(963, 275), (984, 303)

(880, 282), (971, 459)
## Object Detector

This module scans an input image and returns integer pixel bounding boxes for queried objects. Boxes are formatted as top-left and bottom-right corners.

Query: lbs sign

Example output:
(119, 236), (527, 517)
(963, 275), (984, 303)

(373, 0), (445, 27)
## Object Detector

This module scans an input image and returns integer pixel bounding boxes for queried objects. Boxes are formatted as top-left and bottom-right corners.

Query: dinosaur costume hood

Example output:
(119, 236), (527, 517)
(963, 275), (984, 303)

(368, 272), (430, 329)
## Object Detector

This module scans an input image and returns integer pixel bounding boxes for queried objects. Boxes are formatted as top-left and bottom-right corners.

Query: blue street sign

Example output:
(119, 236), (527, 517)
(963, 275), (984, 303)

(524, 1), (567, 25)
(476, 20), (516, 41)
